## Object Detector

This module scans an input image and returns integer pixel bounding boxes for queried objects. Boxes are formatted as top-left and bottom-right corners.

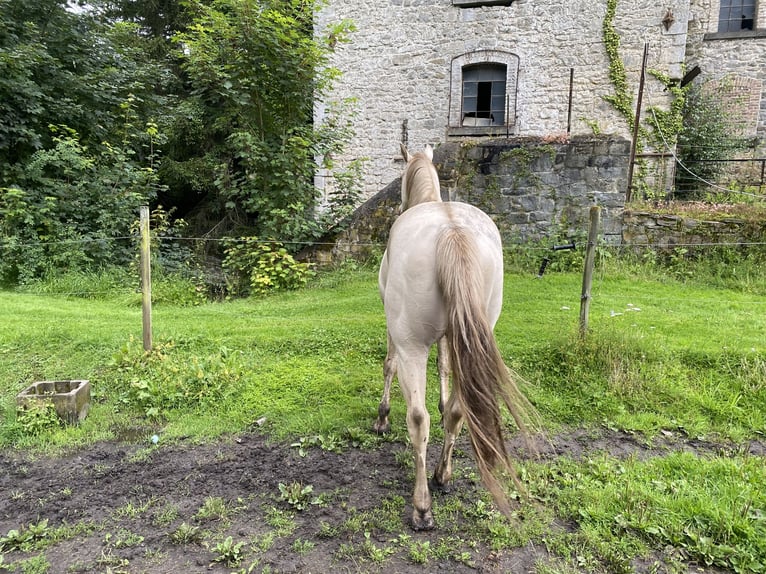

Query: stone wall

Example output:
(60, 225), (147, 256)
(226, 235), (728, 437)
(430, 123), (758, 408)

(302, 136), (631, 263)
(622, 210), (765, 247)
(315, 0), (686, 200)
(434, 137), (629, 242)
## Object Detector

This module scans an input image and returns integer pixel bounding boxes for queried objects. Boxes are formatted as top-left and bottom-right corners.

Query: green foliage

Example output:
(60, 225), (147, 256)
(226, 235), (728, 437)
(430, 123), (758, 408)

(602, 0), (634, 128)
(278, 482), (318, 511)
(675, 82), (755, 198)
(173, 0), (356, 244)
(0, 520), (50, 552)
(169, 522), (202, 544)
(0, 122), (160, 285)
(13, 402), (61, 438)
(211, 536), (246, 567)
(537, 453), (766, 573)
(222, 238), (315, 297)
(111, 338), (246, 418)
(1, 0), (357, 285)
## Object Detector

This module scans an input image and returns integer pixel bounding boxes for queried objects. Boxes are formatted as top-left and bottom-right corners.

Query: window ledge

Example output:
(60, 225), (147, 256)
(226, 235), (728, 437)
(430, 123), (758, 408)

(448, 125), (515, 137)
(453, 0), (514, 7)
(704, 29), (766, 40)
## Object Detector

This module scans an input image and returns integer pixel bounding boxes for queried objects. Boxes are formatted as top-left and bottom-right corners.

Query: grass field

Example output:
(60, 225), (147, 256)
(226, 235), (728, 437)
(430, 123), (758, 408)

(1, 262), (765, 572)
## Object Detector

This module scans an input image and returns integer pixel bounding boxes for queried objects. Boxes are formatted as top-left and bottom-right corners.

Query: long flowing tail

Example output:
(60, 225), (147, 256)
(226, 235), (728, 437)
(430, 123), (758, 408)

(435, 224), (536, 515)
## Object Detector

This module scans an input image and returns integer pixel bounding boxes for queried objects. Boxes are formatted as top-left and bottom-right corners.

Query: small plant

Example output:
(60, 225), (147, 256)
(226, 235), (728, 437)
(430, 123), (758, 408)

(290, 434), (345, 456)
(169, 522), (202, 544)
(105, 528), (144, 549)
(15, 402), (61, 436)
(361, 531), (395, 563)
(195, 496), (231, 522)
(264, 507), (296, 536)
(0, 519), (50, 552)
(16, 554), (50, 574)
(291, 538), (315, 555)
(278, 482), (317, 511)
(211, 536), (245, 567)
(408, 540), (432, 564)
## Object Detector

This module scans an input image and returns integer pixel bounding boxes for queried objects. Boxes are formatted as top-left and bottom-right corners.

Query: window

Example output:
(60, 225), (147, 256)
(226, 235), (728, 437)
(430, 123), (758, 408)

(448, 50), (519, 136)
(718, 0), (756, 32)
(461, 64), (507, 126)
(452, 0), (514, 6)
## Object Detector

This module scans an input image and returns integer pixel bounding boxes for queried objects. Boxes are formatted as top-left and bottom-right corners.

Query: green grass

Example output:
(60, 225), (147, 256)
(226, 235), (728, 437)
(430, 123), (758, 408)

(1, 261), (765, 573)
(1, 264), (764, 447)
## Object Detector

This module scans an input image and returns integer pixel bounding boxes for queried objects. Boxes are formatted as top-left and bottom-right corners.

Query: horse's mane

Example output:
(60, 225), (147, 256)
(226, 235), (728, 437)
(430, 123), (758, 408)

(402, 151), (440, 210)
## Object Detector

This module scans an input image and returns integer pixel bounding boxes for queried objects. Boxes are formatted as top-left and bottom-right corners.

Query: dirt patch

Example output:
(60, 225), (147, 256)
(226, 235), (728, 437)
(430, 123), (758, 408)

(0, 428), (754, 573)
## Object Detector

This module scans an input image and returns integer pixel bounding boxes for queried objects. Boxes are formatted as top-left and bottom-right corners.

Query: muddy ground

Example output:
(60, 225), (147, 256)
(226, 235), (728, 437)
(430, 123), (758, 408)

(1, 428), (757, 574)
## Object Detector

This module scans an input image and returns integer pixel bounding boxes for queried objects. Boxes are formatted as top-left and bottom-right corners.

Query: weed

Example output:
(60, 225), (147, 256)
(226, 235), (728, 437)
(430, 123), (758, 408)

(113, 497), (155, 519)
(264, 507), (296, 536)
(18, 554), (50, 574)
(0, 519), (50, 552)
(152, 503), (180, 526)
(278, 482), (318, 511)
(291, 538), (315, 555)
(316, 521), (339, 538)
(14, 402), (61, 436)
(290, 434), (344, 456)
(361, 531), (395, 563)
(195, 496), (231, 522)
(408, 540), (432, 564)
(105, 528), (144, 549)
(211, 535), (245, 567)
(169, 522), (202, 544)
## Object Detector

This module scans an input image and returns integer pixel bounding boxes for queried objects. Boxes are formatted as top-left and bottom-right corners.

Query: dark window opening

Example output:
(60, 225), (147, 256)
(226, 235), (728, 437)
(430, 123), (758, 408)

(462, 64), (506, 126)
(718, 0), (757, 32)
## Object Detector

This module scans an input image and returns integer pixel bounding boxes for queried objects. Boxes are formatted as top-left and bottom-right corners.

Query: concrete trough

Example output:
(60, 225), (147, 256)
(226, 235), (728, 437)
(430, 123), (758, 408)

(16, 380), (91, 424)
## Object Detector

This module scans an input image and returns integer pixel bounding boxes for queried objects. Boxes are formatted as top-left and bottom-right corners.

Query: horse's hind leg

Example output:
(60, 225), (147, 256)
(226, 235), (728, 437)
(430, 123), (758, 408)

(437, 336), (450, 417)
(373, 332), (396, 434)
(432, 390), (463, 491)
(397, 349), (435, 530)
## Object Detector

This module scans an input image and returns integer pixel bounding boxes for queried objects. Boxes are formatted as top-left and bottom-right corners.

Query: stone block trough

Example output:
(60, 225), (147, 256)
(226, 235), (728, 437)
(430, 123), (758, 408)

(16, 380), (91, 424)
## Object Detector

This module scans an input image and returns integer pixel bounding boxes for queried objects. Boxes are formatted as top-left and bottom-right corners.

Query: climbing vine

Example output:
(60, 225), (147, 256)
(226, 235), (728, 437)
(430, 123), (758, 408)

(645, 70), (686, 150)
(602, 0), (635, 129)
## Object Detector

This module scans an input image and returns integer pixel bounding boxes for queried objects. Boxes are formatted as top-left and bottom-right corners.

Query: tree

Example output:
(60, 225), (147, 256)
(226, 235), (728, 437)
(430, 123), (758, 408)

(173, 0), (355, 243)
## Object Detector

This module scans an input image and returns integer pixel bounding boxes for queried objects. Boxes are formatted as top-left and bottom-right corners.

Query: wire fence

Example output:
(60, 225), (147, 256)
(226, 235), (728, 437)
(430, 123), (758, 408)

(4, 231), (765, 308)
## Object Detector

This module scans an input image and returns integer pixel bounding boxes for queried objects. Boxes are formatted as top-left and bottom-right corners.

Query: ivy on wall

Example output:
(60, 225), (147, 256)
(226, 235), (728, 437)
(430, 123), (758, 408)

(602, 0), (635, 129)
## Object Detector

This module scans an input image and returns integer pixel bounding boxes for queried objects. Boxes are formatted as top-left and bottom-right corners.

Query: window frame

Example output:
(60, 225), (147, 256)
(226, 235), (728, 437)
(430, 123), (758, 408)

(705, 0), (765, 38)
(448, 50), (519, 137)
(452, 0), (514, 6)
(717, 0), (757, 32)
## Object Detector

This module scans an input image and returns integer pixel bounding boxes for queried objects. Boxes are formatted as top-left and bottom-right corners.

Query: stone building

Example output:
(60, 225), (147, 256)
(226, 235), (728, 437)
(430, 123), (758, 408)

(314, 0), (766, 206)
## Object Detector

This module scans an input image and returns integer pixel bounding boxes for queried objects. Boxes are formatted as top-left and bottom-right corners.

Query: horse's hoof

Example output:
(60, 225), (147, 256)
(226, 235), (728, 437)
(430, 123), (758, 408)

(372, 420), (390, 435)
(429, 477), (452, 494)
(411, 510), (435, 531)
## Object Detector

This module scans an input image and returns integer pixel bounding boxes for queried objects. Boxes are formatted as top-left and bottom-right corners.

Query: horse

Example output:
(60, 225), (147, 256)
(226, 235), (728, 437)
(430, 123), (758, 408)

(375, 143), (535, 530)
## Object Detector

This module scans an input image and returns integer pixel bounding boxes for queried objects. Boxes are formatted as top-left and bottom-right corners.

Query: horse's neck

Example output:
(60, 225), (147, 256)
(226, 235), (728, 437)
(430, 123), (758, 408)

(407, 189), (441, 208)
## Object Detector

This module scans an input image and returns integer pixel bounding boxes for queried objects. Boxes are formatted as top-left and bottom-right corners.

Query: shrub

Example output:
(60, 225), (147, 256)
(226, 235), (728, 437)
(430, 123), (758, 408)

(221, 237), (315, 297)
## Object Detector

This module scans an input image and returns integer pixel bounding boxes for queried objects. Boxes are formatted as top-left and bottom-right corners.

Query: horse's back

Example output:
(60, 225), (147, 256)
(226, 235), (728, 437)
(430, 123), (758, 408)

(380, 201), (504, 346)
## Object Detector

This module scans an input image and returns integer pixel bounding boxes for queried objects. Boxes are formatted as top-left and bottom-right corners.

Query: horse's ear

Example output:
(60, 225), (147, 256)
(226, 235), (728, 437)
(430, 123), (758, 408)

(400, 143), (410, 162)
(424, 144), (433, 160)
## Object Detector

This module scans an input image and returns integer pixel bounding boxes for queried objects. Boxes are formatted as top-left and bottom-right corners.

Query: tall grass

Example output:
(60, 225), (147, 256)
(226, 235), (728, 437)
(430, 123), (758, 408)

(1, 255), (764, 448)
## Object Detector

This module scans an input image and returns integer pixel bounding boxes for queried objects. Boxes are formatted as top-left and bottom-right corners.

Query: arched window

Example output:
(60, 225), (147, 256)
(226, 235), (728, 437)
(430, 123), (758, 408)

(449, 51), (519, 136)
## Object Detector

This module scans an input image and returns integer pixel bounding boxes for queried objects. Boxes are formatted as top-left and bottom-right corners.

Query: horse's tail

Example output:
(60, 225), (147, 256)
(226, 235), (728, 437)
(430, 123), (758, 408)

(435, 224), (535, 516)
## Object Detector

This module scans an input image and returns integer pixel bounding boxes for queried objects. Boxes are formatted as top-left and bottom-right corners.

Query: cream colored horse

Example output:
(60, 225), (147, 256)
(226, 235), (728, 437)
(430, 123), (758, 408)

(375, 144), (533, 530)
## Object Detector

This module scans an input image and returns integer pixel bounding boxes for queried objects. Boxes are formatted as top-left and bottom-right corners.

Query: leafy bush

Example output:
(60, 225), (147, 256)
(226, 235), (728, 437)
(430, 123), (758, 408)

(222, 238), (315, 297)
(111, 338), (245, 418)
(0, 125), (158, 286)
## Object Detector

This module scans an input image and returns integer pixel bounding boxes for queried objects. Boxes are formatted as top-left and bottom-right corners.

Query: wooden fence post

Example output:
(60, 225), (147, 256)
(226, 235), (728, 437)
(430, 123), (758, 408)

(140, 206), (153, 352)
(579, 206), (601, 337)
